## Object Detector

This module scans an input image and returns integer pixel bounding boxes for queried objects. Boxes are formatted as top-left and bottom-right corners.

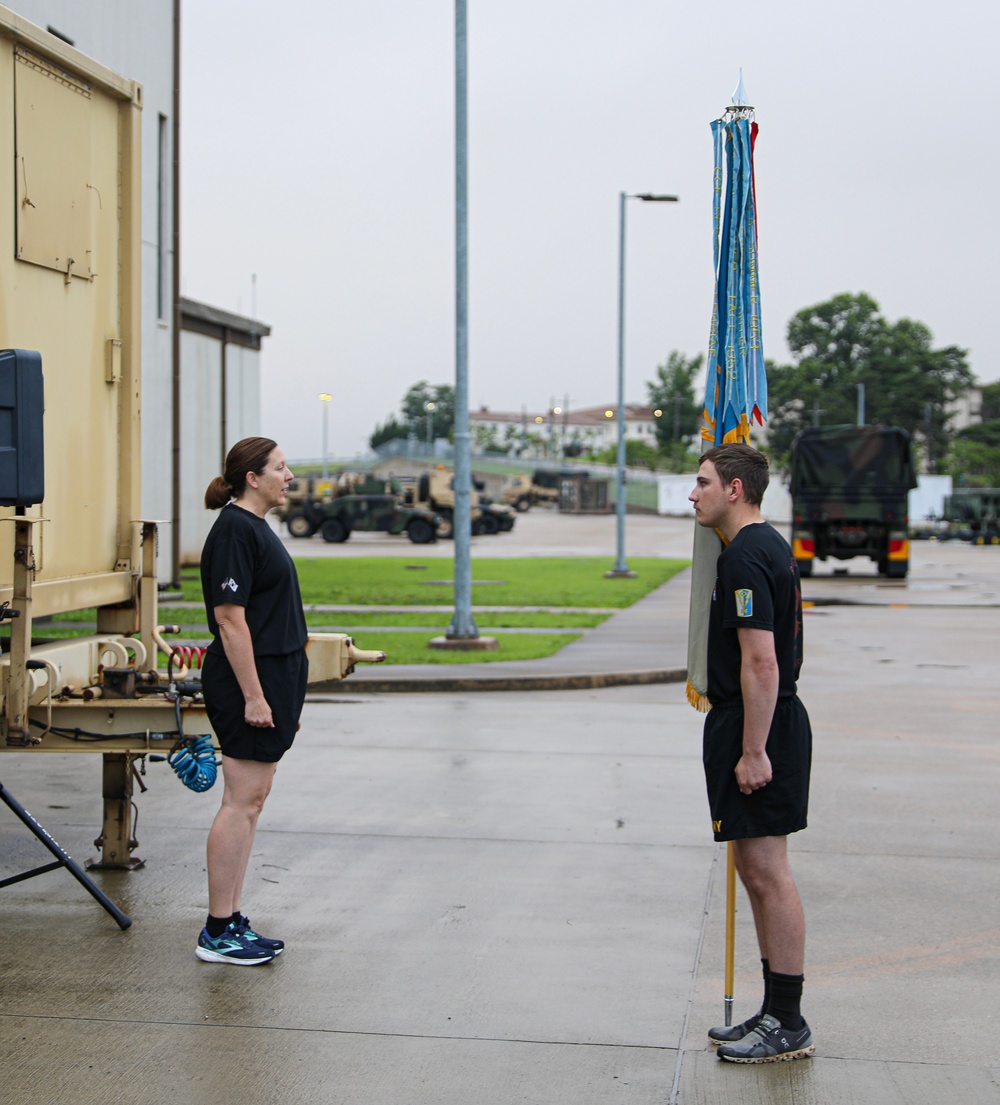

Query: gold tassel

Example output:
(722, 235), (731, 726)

(686, 679), (712, 712)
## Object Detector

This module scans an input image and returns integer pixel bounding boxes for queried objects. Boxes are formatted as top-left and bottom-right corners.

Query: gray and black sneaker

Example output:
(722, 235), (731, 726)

(716, 1014), (814, 1063)
(708, 1011), (764, 1044)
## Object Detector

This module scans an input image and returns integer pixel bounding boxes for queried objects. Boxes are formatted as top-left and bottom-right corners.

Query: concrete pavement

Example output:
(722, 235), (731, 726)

(1, 515), (998, 1104)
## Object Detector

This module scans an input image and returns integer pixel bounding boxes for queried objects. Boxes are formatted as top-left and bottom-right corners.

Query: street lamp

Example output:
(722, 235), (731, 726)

(318, 392), (332, 479)
(424, 401), (436, 453)
(607, 192), (679, 578)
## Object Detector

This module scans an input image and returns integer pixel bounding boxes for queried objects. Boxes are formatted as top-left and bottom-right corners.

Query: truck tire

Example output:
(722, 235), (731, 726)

(480, 513), (500, 535)
(886, 560), (908, 579)
(437, 511), (454, 539)
(406, 518), (436, 544)
(515, 497), (530, 512)
(320, 518), (350, 543)
(286, 512), (315, 538)
(796, 558), (813, 578)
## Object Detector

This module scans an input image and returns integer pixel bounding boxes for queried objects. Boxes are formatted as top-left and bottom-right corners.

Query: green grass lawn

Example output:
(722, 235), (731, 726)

(183, 556), (687, 608)
(19, 557), (688, 666)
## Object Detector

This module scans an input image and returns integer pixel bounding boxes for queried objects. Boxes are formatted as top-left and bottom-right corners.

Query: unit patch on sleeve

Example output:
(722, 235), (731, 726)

(735, 588), (753, 618)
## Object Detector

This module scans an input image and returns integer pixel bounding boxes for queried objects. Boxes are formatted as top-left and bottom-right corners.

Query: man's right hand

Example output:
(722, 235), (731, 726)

(735, 749), (772, 795)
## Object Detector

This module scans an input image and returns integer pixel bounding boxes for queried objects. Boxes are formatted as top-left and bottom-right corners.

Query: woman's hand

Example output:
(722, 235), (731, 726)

(244, 693), (274, 728)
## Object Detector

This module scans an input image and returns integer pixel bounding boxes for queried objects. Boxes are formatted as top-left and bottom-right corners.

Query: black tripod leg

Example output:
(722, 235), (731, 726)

(0, 782), (132, 929)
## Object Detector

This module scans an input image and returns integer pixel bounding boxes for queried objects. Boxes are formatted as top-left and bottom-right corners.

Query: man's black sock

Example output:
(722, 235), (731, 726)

(760, 958), (771, 1015)
(205, 913), (231, 938)
(767, 970), (805, 1030)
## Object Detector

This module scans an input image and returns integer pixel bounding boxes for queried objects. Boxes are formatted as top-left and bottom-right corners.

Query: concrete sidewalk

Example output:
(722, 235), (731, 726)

(1, 535), (998, 1104)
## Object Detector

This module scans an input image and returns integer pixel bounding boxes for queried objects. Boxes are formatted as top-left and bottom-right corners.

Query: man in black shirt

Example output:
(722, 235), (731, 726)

(689, 443), (815, 1063)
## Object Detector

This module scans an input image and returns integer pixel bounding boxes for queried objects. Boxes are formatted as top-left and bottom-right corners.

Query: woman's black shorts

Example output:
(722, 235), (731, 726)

(201, 649), (309, 763)
(702, 696), (812, 842)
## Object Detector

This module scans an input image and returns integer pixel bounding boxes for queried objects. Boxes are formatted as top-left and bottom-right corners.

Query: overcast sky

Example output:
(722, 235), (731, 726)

(180, 0), (997, 460)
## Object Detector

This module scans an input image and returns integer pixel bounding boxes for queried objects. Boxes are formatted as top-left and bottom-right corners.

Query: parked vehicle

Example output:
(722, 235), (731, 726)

(790, 425), (918, 578)
(502, 469), (587, 511)
(399, 471), (485, 538)
(296, 493), (439, 544)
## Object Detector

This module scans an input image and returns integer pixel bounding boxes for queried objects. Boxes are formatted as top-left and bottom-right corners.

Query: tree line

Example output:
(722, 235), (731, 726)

(370, 292), (998, 485)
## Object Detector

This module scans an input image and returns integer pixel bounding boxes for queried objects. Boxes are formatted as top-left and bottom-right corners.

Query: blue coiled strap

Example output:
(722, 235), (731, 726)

(168, 735), (219, 792)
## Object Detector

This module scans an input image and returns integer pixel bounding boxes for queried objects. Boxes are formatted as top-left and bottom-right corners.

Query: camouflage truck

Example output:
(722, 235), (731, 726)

(941, 488), (1000, 544)
(280, 472), (396, 538)
(790, 425), (918, 578)
(399, 470), (487, 538)
(279, 475), (335, 537)
(307, 493), (439, 544)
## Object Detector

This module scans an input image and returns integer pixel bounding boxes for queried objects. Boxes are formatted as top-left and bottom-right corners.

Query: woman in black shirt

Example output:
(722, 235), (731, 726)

(195, 437), (308, 966)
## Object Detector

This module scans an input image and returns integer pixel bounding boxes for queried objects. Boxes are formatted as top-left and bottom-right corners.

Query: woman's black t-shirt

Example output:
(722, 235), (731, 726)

(707, 522), (803, 708)
(200, 504), (308, 657)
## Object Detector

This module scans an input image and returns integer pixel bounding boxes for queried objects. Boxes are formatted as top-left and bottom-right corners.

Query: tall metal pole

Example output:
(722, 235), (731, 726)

(319, 392), (332, 479)
(448, 0), (477, 639)
(857, 382), (866, 427)
(607, 192), (677, 578)
(609, 191), (631, 575)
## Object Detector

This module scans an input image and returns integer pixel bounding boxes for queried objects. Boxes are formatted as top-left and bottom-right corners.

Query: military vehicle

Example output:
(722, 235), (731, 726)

(941, 488), (1000, 543)
(790, 425), (918, 578)
(399, 470), (486, 538)
(502, 468), (587, 511)
(295, 493), (439, 544)
(472, 478), (516, 533)
(280, 472), (397, 538)
(279, 475), (335, 536)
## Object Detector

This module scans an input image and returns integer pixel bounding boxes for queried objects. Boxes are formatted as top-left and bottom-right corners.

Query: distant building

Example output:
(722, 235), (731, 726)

(470, 404), (663, 458)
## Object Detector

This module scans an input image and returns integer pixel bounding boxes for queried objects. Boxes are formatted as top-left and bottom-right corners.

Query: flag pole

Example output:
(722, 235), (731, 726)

(724, 842), (736, 1024)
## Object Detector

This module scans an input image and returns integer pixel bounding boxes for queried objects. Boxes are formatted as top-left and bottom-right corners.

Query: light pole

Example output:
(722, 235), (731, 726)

(607, 191), (679, 578)
(318, 392), (332, 479)
(424, 401), (436, 454)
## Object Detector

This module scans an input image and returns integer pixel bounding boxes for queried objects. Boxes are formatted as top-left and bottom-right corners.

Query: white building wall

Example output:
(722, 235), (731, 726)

(179, 329), (223, 566)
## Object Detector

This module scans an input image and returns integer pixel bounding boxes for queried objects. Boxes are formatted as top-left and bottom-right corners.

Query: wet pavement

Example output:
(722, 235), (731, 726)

(1, 512), (998, 1104)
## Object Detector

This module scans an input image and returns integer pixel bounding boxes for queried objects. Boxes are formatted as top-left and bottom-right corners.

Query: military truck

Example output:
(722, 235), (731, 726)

(290, 492), (439, 544)
(502, 468), (587, 511)
(790, 425), (918, 578)
(941, 488), (1000, 543)
(399, 470), (487, 538)
(472, 477), (516, 533)
(280, 472), (395, 538)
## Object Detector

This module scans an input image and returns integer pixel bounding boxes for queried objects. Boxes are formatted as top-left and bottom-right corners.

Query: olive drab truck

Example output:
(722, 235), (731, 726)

(0, 13), (382, 926)
(278, 472), (440, 543)
(789, 425), (918, 579)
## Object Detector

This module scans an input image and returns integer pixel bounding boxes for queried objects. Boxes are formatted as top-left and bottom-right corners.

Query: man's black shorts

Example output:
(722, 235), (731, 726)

(202, 649), (309, 763)
(702, 696), (812, 842)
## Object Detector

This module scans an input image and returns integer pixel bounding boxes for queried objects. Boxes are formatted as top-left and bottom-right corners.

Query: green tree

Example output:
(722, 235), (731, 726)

(945, 416), (1000, 487)
(369, 415), (407, 451)
(400, 382), (455, 444)
(766, 293), (973, 471)
(590, 438), (661, 470)
(646, 351), (703, 463)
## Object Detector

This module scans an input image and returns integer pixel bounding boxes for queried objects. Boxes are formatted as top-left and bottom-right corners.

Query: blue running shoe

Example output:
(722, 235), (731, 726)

(234, 914), (285, 956)
(196, 923), (275, 965)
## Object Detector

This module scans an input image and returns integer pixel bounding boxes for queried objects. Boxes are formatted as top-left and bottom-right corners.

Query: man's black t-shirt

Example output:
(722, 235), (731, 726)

(707, 522), (803, 708)
(200, 504), (308, 657)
